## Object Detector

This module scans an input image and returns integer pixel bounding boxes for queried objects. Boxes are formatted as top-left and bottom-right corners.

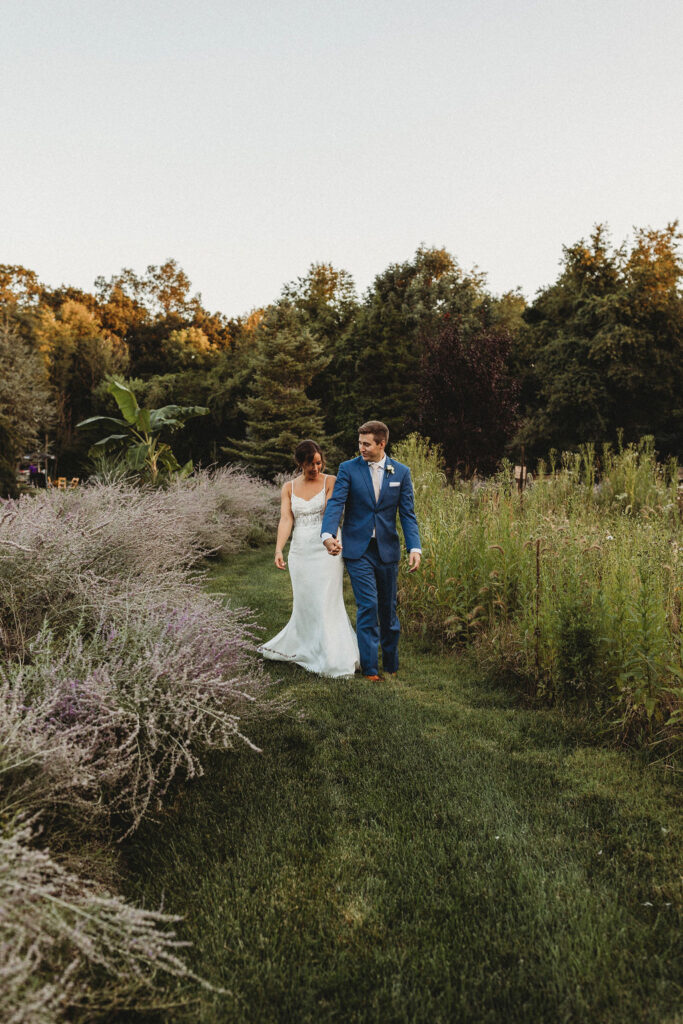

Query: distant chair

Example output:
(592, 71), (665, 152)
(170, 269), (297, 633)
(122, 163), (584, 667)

(57, 477), (67, 489)
(69, 477), (80, 488)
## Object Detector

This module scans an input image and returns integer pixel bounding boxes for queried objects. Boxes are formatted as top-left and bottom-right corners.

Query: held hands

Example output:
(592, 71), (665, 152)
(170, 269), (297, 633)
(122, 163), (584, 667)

(274, 550), (286, 570)
(408, 551), (421, 573)
(323, 537), (342, 556)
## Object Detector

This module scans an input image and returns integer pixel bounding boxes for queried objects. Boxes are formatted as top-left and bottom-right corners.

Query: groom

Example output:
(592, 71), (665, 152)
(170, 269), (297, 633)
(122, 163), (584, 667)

(321, 420), (421, 679)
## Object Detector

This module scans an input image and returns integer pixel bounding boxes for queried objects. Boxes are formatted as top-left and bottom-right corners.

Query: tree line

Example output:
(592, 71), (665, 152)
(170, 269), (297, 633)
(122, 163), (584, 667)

(1, 221), (681, 495)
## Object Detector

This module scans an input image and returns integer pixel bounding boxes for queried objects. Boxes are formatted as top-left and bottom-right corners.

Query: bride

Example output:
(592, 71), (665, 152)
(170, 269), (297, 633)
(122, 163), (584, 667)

(259, 439), (360, 677)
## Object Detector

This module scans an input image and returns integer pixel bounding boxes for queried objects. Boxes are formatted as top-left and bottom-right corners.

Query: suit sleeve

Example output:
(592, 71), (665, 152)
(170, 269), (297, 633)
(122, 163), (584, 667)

(398, 469), (421, 552)
(321, 462), (351, 538)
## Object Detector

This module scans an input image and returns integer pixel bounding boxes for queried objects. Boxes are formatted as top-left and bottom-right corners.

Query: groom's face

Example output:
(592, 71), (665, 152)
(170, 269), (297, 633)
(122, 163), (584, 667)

(359, 433), (386, 462)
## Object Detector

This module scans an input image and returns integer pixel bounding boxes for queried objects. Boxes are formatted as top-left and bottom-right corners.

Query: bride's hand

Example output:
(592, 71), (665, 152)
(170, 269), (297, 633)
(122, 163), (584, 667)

(275, 551), (286, 569)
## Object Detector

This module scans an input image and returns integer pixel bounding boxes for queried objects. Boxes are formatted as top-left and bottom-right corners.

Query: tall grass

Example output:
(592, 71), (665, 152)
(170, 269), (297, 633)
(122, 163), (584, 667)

(0, 468), (279, 1020)
(394, 435), (682, 748)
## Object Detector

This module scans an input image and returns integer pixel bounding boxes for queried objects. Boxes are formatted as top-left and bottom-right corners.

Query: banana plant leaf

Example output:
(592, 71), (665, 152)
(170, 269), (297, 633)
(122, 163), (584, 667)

(148, 405), (209, 431)
(76, 415), (129, 431)
(88, 434), (130, 453)
(125, 445), (150, 471)
(136, 408), (152, 433)
(110, 380), (140, 425)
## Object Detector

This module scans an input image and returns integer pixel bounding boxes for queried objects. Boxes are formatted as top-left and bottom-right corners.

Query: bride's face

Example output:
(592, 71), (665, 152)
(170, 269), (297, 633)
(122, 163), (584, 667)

(303, 453), (323, 480)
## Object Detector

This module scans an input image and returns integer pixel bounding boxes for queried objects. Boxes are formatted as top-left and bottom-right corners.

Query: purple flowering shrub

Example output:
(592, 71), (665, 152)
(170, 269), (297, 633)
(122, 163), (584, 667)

(0, 469), (278, 659)
(0, 819), (221, 1024)
(3, 598), (269, 835)
(167, 464), (279, 555)
(0, 471), (279, 1017)
(0, 474), (279, 832)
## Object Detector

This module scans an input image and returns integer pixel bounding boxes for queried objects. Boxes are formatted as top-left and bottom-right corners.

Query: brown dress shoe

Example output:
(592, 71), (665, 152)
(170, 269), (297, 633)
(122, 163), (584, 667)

(363, 674), (381, 681)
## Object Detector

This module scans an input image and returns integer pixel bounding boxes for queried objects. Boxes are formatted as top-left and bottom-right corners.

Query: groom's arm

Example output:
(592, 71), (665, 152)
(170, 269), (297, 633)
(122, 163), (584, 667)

(398, 469), (421, 564)
(321, 462), (351, 545)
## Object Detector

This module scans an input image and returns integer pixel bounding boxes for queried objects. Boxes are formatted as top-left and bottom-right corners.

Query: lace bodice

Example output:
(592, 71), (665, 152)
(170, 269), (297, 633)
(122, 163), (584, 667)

(291, 482), (326, 530)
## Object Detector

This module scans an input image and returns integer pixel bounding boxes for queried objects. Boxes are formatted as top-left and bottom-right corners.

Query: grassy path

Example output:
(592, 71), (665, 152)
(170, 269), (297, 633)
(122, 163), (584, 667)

(123, 548), (681, 1024)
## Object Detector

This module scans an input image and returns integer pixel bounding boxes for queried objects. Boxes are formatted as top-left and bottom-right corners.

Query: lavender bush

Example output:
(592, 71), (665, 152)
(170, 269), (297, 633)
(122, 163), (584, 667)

(0, 469), (279, 1018)
(168, 464), (279, 555)
(0, 468), (278, 658)
(1, 819), (219, 1024)
(2, 598), (268, 836)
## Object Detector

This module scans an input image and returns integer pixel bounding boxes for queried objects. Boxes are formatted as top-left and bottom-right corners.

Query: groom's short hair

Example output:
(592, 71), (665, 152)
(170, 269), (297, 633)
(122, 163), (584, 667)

(359, 420), (389, 444)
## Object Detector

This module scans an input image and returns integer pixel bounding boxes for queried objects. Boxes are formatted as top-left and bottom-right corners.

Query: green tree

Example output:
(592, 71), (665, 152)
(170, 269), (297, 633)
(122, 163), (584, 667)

(280, 263), (359, 445)
(35, 300), (129, 473)
(516, 223), (683, 458)
(94, 260), (232, 376)
(0, 417), (18, 498)
(0, 308), (55, 467)
(223, 303), (335, 474)
(336, 246), (488, 452)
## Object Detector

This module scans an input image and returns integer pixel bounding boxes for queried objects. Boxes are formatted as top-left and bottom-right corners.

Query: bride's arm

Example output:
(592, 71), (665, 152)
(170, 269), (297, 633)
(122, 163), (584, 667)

(274, 483), (294, 569)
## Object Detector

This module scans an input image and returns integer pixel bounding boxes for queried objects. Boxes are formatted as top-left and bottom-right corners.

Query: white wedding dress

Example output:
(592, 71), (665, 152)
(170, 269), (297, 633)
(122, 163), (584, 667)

(259, 480), (360, 677)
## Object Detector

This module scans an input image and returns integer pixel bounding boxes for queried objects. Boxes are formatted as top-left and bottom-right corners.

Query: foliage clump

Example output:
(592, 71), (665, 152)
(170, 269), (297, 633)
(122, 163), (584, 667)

(0, 471), (279, 1018)
(394, 434), (682, 750)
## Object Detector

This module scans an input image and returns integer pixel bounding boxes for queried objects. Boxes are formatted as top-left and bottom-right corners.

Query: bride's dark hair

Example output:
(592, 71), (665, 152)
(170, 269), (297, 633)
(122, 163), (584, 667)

(294, 439), (325, 473)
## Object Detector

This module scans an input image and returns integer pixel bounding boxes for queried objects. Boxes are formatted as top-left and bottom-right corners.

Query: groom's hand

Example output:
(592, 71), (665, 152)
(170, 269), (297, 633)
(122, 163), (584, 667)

(324, 538), (342, 556)
(408, 551), (421, 573)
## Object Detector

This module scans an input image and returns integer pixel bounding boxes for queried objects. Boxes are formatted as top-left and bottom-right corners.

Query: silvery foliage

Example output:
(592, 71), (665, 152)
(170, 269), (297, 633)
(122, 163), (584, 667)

(0, 819), (219, 1024)
(0, 470), (279, 1017)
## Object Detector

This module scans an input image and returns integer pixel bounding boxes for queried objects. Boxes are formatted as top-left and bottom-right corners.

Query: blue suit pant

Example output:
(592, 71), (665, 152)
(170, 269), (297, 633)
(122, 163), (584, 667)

(344, 539), (400, 675)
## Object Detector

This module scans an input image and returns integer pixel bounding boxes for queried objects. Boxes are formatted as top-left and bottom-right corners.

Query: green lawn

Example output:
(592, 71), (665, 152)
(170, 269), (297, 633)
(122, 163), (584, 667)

(122, 547), (681, 1024)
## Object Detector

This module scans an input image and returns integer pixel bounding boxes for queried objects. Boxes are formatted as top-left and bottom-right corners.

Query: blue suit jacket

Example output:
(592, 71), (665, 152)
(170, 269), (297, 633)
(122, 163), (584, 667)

(321, 456), (421, 563)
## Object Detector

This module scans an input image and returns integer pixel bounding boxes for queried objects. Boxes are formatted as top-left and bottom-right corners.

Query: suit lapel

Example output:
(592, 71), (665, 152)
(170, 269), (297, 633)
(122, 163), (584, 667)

(358, 457), (376, 504)
(377, 459), (391, 506)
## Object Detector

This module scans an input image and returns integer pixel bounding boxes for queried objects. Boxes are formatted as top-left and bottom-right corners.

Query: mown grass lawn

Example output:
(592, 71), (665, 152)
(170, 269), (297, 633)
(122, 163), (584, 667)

(122, 547), (681, 1024)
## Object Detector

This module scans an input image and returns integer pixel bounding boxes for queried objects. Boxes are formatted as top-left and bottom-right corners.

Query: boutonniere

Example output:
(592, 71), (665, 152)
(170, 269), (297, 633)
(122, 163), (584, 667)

(385, 464), (395, 475)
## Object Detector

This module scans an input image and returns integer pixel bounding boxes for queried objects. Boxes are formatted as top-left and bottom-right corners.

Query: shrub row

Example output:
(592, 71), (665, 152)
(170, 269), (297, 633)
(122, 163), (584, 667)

(0, 468), (279, 1021)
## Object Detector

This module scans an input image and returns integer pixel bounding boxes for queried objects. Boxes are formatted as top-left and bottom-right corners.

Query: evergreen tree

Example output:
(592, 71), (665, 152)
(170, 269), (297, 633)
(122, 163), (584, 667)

(222, 304), (336, 475)
(280, 263), (359, 449)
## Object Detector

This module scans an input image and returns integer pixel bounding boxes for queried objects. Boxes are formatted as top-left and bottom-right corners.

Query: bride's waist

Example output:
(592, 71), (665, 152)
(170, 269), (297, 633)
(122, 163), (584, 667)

(293, 515), (323, 528)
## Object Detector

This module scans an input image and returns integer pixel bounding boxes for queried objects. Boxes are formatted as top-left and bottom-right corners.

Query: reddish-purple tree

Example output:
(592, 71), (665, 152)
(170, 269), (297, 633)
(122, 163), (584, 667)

(418, 315), (520, 476)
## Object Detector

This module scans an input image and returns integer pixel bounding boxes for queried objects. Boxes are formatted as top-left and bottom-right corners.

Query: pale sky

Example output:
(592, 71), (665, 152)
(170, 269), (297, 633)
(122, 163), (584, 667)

(2, 0), (681, 317)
